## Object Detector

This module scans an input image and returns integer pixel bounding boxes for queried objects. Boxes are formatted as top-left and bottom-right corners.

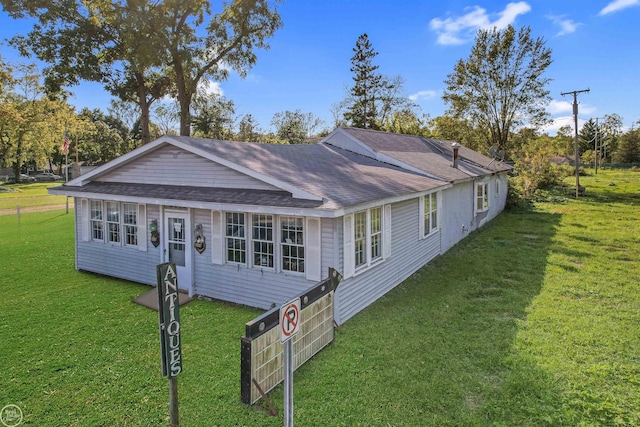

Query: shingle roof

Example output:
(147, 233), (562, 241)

(55, 127), (506, 212)
(53, 181), (323, 208)
(338, 127), (512, 181)
(169, 136), (446, 209)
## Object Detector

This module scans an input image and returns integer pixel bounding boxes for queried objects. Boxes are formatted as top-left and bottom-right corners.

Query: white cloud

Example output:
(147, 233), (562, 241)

(408, 90), (437, 101)
(547, 99), (596, 115)
(546, 15), (581, 36)
(547, 100), (574, 114)
(599, 0), (640, 15)
(429, 2), (531, 45)
(200, 80), (224, 97)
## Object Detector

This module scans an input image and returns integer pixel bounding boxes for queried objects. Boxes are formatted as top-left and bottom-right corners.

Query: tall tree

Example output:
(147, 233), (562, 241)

(427, 115), (483, 151)
(236, 113), (262, 142)
(271, 110), (323, 144)
(614, 122), (640, 164)
(381, 109), (430, 137)
(2, 0), (282, 142)
(3, 0), (172, 145)
(162, 0), (282, 135)
(443, 25), (552, 156)
(0, 63), (79, 180)
(191, 93), (236, 140)
(601, 113), (624, 162)
(343, 33), (385, 129)
(578, 119), (601, 155)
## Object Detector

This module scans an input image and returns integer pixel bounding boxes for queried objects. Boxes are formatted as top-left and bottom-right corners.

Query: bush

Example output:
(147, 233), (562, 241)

(506, 177), (532, 210)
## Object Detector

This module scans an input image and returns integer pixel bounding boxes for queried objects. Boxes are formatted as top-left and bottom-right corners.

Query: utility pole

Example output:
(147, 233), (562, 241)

(561, 88), (590, 197)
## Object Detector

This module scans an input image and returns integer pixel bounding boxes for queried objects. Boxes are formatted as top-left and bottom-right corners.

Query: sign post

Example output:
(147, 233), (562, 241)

(280, 298), (300, 427)
(157, 263), (182, 427)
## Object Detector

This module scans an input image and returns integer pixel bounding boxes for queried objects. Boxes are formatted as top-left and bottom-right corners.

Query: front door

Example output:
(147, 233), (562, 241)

(164, 211), (191, 292)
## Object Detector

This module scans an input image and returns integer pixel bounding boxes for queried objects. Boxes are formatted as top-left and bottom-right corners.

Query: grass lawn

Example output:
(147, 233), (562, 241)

(1, 169), (638, 426)
(0, 182), (69, 210)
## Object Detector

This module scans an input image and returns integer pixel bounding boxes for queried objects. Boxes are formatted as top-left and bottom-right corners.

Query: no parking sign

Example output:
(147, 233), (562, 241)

(280, 298), (301, 343)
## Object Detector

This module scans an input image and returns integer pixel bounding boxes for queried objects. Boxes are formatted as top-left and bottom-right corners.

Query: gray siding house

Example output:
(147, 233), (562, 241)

(50, 127), (511, 324)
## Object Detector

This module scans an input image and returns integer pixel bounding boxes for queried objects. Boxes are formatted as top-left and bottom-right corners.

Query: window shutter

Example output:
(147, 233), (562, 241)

(211, 210), (224, 265)
(305, 217), (321, 282)
(383, 204), (392, 259)
(137, 204), (147, 251)
(474, 183), (479, 216)
(418, 196), (425, 239)
(80, 198), (90, 242)
(343, 214), (354, 278)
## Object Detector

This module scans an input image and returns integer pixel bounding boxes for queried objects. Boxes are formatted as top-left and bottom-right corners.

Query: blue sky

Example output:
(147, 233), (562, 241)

(1, 0), (639, 135)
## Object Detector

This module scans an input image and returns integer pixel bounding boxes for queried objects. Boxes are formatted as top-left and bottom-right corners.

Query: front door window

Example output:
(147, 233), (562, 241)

(168, 217), (186, 267)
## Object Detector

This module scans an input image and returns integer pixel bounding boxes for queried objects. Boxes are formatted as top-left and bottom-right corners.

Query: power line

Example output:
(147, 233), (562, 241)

(561, 88), (590, 197)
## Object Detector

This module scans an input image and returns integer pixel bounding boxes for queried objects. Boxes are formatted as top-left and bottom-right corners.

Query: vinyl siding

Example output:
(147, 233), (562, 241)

(440, 181), (474, 253)
(192, 209), (327, 310)
(440, 174), (508, 253)
(320, 217), (336, 281)
(75, 202), (161, 284)
(100, 145), (279, 191)
(335, 198), (440, 324)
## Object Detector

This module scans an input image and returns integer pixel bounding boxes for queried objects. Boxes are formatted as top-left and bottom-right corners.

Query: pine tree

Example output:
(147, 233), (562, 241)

(578, 119), (601, 155)
(344, 34), (384, 129)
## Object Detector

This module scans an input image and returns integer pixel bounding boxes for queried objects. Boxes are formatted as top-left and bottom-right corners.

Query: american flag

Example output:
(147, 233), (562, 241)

(61, 131), (70, 154)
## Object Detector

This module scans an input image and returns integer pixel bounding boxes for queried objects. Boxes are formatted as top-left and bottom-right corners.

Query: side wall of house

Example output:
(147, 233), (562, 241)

(191, 209), (335, 310)
(440, 173), (508, 253)
(75, 200), (161, 285)
(334, 198), (440, 324)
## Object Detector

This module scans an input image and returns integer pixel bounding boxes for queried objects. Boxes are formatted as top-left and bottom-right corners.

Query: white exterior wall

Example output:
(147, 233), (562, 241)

(440, 173), (509, 253)
(334, 198), (441, 325)
(192, 209), (334, 310)
(100, 145), (280, 191)
(75, 201), (161, 285)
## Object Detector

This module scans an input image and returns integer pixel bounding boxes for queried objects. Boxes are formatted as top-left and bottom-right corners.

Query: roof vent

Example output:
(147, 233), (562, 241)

(451, 142), (461, 168)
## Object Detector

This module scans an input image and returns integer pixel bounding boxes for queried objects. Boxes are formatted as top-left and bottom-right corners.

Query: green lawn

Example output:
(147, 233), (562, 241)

(1, 169), (638, 426)
(0, 182), (69, 210)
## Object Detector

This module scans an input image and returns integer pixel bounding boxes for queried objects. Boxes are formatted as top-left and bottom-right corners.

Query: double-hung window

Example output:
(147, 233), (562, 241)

(423, 193), (438, 237)
(87, 199), (141, 247)
(281, 216), (304, 273)
(354, 207), (383, 271)
(226, 212), (246, 264)
(90, 200), (104, 241)
(354, 211), (367, 268)
(106, 202), (121, 243)
(252, 214), (274, 268)
(123, 203), (138, 246)
(476, 182), (489, 212)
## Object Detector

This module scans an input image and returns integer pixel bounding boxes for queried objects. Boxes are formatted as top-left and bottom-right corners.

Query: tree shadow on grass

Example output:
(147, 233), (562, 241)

(293, 208), (565, 426)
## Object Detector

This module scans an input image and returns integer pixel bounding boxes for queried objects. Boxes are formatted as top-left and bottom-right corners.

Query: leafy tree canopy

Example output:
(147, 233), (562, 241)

(443, 25), (553, 156)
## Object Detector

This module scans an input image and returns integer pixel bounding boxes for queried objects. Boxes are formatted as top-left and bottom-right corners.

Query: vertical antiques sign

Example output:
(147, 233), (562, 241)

(157, 262), (183, 377)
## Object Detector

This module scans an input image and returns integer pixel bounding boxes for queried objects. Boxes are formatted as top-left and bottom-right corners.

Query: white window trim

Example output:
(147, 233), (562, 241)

(122, 202), (138, 248)
(345, 205), (389, 278)
(419, 192), (440, 239)
(280, 215), (305, 275)
(90, 199), (104, 242)
(250, 213), (275, 270)
(87, 199), (141, 248)
(212, 211), (320, 281)
(224, 212), (247, 265)
(475, 181), (490, 213)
